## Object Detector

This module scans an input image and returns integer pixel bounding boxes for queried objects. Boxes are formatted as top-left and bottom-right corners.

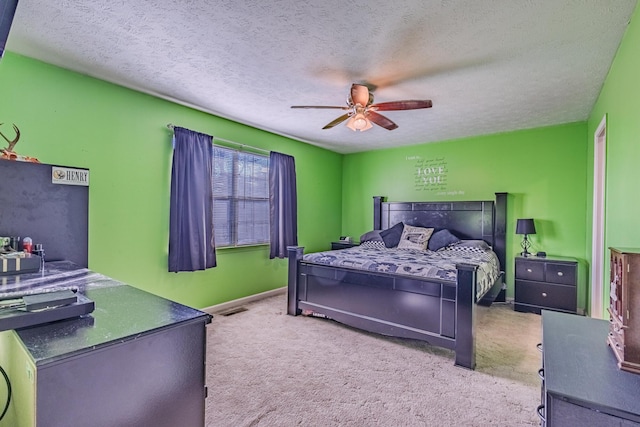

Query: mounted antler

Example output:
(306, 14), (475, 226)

(0, 123), (38, 162)
(0, 123), (21, 152)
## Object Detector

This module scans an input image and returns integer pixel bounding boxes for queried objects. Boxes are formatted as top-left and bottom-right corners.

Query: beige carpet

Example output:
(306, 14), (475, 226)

(205, 294), (542, 426)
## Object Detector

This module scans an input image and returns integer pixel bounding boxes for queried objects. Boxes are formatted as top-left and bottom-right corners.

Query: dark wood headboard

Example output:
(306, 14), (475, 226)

(373, 193), (507, 276)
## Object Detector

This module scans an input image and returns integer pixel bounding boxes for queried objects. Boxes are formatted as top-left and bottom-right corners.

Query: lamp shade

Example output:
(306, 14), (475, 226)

(516, 218), (536, 235)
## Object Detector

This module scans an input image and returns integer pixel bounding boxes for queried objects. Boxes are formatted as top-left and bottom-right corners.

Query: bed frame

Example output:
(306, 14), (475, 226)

(287, 193), (507, 370)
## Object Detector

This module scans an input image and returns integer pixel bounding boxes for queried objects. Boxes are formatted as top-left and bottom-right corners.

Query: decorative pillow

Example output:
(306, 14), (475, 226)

(359, 230), (383, 243)
(428, 229), (460, 251)
(454, 239), (491, 250)
(397, 225), (434, 250)
(360, 240), (386, 249)
(379, 222), (404, 248)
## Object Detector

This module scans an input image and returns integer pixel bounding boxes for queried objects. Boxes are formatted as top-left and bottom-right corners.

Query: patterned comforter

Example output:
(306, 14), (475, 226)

(303, 242), (501, 299)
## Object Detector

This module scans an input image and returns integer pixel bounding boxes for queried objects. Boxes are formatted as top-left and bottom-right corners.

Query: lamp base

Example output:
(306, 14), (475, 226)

(520, 235), (532, 257)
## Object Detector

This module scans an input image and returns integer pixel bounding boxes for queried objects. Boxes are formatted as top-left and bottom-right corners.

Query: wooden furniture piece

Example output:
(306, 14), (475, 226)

(287, 193), (507, 370)
(514, 255), (578, 314)
(539, 310), (640, 426)
(0, 262), (211, 427)
(331, 241), (359, 250)
(608, 247), (640, 374)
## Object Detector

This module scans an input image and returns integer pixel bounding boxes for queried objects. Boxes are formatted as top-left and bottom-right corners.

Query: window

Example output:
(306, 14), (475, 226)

(213, 146), (269, 247)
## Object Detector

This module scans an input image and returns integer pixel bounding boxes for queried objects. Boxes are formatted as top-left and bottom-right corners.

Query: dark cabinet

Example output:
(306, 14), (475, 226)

(539, 310), (640, 426)
(0, 264), (211, 427)
(514, 255), (578, 314)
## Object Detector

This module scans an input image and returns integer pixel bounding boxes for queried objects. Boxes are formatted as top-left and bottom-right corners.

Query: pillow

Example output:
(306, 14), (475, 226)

(397, 225), (434, 250)
(360, 240), (386, 249)
(428, 229), (460, 251)
(454, 239), (491, 250)
(359, 230), (383, 243)
(379, 222), (404, 248)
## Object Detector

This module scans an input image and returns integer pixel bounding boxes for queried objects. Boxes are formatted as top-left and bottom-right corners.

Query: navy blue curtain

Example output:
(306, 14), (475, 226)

(269, 151), (298, 259)
(168, 127), (216, 272)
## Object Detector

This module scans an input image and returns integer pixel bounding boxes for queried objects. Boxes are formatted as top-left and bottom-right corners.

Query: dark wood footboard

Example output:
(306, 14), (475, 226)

(286, 247), (503, 369)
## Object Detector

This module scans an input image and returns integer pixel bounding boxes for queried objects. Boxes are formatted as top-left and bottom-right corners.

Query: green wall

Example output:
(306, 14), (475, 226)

(0, 53), (343, 309)
(342, 123), (589, 308)
(8, 6), (640, 315)
(587, 4), (640, 312)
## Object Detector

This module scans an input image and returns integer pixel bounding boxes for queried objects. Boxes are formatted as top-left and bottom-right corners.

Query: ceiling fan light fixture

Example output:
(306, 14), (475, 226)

(346, 113), (373, 132)
(291, 83), (432, 131)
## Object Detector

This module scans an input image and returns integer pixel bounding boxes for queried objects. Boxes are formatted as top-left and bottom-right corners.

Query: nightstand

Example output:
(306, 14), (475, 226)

(514, 255), (578, 314)
(331, 241), (359, 250)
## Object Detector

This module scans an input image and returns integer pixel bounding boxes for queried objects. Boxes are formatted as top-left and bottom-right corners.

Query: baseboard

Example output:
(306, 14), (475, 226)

(202, 287), (286, 315)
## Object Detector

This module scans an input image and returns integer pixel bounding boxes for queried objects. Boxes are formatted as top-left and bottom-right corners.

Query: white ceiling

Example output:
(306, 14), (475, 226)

(7, 0), (638, 154)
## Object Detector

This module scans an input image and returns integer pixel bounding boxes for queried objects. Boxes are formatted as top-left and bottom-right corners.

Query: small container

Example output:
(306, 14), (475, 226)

(9, 236), (21, 251)
(22, 236), (33, 253)
(33, 243), (45, 271)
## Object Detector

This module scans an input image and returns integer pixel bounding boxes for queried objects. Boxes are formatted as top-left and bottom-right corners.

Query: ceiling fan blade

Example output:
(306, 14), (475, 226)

(350, 84), (370, 106)
(367, 111), (398, 130)
(291, 105), (349, 109)
(322, 113), (350, 129)
(371, 100), (433, 111)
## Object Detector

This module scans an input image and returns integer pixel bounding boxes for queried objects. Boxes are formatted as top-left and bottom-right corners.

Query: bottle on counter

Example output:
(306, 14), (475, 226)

(22, 236), (33, 253)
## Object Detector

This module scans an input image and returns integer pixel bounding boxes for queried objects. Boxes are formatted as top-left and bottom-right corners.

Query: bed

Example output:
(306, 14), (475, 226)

(287, 193), (507, 369)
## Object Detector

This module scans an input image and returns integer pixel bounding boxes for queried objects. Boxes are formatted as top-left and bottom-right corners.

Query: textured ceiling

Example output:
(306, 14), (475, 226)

(7, 0), (638, 153)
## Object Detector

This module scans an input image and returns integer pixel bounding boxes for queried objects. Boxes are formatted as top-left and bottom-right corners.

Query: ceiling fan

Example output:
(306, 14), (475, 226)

(291, 84), (432, 131)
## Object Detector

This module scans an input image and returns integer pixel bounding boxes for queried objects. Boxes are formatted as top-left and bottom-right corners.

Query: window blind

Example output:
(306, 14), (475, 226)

(213, 146), (269, 247)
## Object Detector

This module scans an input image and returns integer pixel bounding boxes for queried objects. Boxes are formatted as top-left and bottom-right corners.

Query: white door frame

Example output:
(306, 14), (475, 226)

(591, 114), (607, 318)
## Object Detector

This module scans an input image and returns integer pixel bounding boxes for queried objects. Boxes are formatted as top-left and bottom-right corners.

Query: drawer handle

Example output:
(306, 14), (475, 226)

(557, 271), (564, 277)
(538, 368), (545, 380)
(526, 268), (532, 273)
(536, 404), (546, 422)
(536, 342), (543, 352)
(541, 292), (548, 297)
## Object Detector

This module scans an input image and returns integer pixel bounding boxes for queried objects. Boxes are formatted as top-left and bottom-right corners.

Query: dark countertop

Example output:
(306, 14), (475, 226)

(542, 310), (640, 421)
(2, 261), (211, 366)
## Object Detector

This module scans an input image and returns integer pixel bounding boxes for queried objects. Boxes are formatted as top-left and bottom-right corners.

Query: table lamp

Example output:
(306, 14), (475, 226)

(516, 218), (536, 257)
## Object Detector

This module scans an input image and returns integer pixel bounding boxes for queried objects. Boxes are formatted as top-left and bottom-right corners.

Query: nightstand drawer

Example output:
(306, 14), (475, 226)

(545, 262), (576, 285)
(515, 260), (544, 281)
(515, 281), (577, 312)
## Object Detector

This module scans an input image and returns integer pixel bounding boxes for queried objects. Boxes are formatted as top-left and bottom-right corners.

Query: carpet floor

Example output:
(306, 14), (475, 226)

(205, 294), (542, 426)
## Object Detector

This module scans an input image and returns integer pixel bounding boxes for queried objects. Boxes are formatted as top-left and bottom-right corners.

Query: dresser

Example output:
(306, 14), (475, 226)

(514, 255), (578, 314)
(539, 310), (640, 426)
(0, 262), (211, 427)
(608, 247), (640, 374)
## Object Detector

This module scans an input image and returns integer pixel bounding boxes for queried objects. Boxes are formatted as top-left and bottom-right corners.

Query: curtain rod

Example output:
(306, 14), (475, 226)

(166, 123), (270, 154)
